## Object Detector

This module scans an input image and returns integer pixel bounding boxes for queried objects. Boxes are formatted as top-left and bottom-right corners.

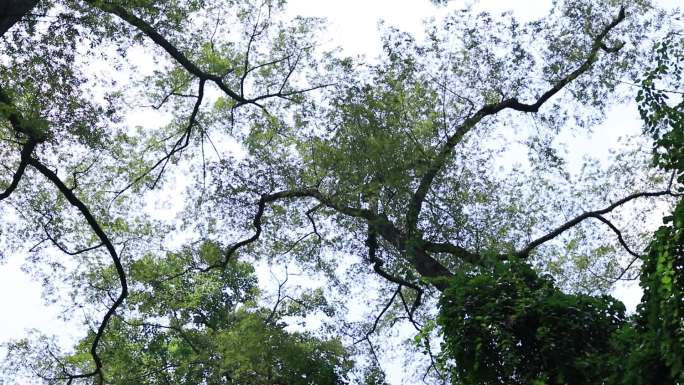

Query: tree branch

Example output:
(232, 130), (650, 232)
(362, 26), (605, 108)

(593, 214), (641, 258)
(112, 78), (206, 200)
(0, 140), (36, 201)
(422, 240), (481, 265)
(405, 6), (626, 236)
(29, 158), (128, 385)
(355, 285), (400, 344)
(39, 219), (105, 256)
(86, 1), (246, 103)
(516, 189), (673, 258)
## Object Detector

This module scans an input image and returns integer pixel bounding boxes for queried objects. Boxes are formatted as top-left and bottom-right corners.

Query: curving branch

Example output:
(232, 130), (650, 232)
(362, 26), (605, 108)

(397, 288), (446, 384)
(366, 225), (425, 299)
(424, 187), (674, 271)
(206, 188), (399, 269)
(216, 186), (668, 292)
(87, 1), (324, 109)
(0, 86), (42, 201)
(354, 285), (400, 344)
(28, 158), (128, 385)
(39, 220), (105, 256)
(515, 189), (674, 258)
(207, 187), (454, 288)
(405, 6), (627, 236)
(593, 214), (641, 258)
(85, 0), (244, 102)
(112, 78), (206, 200)
(0, 140), (36, 201)
(2, 86), (129, 383)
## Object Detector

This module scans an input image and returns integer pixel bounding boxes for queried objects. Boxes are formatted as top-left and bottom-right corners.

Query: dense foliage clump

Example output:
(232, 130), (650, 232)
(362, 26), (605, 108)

(439, 260), (626, 385)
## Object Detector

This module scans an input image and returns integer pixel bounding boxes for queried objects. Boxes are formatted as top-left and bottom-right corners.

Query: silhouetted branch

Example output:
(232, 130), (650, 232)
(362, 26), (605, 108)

(29, 158), (128, 385)
(516, 189), (674, 258)
(406, 6), (626, 236)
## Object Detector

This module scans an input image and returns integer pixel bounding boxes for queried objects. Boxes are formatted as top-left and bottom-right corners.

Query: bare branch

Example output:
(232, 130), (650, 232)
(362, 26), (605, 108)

(594, 214), (641, 258)
(144, 89), (198, 110)
(516, 189), (674, 258)
(112, 78), (206, 200)
(40, 220), (105, 256)
(266, 267), (289, 324)
(354, 285), (400, 344)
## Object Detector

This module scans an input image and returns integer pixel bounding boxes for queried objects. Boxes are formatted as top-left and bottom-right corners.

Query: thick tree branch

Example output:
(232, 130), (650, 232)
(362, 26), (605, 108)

(366, 226), (425, 294)
(212, 188), (454, 289)
(0, 86), (44, 200)
(405, 6), (626, 235)
(2, 90), (127, 383)
(422, 241), (481, 265)
(86, 1), (245, 103)
(0, 140), (35, 201)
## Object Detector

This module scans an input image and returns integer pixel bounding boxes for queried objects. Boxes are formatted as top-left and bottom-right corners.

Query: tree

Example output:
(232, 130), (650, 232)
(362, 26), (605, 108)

(438, 30), (684, 385)
(0, 0), (680, 384)
(6, 243), (351, 384)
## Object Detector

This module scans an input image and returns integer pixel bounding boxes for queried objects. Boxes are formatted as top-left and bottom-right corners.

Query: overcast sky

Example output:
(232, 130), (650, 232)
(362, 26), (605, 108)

(0, 1), (681, 383)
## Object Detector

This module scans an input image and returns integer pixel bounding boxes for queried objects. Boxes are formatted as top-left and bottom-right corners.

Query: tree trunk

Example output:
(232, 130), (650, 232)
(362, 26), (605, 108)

(0, 0), (39, 37)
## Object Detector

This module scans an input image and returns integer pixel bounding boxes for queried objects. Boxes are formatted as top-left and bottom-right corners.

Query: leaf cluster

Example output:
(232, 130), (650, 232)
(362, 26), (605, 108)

(438, 260), (626, 385)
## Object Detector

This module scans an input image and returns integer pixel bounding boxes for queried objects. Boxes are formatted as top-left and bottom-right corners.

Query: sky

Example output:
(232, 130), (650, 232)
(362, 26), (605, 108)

(0, 0), (681, 383)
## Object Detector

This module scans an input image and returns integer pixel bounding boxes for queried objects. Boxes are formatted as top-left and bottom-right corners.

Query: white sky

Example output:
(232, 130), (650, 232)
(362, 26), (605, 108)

(0, 0), (681, 384)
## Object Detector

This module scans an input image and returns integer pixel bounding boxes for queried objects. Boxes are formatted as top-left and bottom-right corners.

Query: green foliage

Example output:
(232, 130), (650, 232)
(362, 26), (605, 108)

(638, 39), (684, 172)
(438, 260), (626, 385)
(62, 243), (351, 385)
(1, 1), (682, 385)
(629, 35), (684, 384)
(622, 200), (684, 385)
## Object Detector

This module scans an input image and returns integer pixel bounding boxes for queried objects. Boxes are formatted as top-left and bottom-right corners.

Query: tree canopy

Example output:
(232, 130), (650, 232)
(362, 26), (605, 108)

(0, 1), (682, 384)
